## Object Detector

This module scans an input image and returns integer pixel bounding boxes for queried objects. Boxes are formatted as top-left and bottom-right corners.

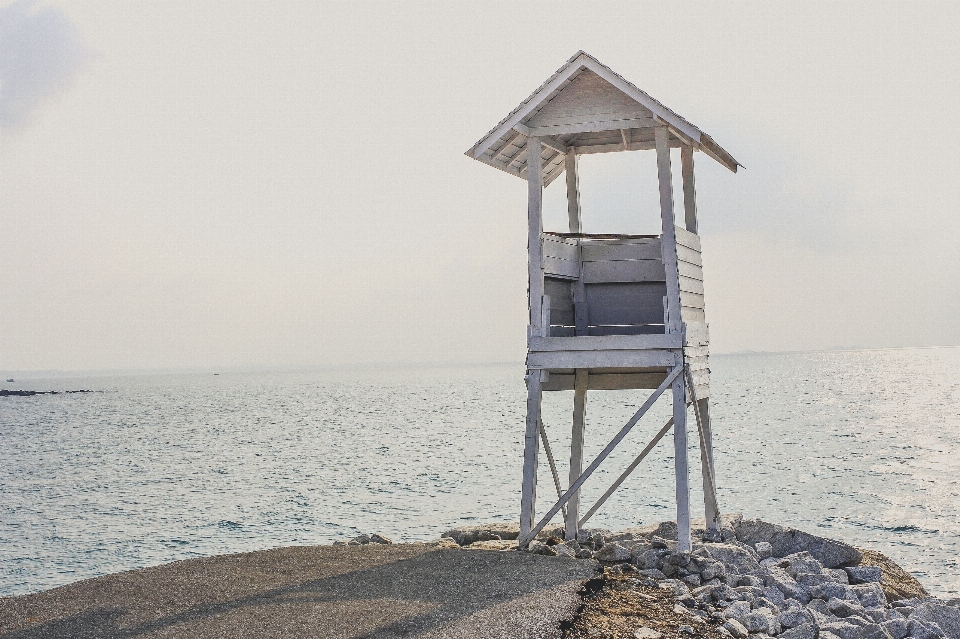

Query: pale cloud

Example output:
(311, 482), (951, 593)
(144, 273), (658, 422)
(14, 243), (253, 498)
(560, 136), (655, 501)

(0, 0), (88, 130)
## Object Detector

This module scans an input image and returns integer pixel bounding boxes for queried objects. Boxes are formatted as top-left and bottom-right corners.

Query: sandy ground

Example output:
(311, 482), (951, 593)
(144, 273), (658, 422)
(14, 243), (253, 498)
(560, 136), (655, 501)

(0, 543), (599, 639)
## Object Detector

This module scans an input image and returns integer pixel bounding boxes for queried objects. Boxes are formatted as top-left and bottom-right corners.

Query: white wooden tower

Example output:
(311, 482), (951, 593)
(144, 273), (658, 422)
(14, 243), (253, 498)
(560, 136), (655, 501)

(466, 52), (740, 551)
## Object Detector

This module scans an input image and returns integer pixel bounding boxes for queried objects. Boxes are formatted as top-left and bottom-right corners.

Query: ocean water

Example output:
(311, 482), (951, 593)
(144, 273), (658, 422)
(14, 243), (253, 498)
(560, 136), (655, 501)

(1, 348), (959, 598)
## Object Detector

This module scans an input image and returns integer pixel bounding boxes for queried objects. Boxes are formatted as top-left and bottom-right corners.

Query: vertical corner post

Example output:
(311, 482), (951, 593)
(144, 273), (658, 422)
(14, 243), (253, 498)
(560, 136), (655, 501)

(681, 145), (698, 234)
(673, 371), (691, 551)
(565, 369), (589, 540)
(565, 149), (581, 233)
(655, 127), (682, 335)
(520, 370), (543, 546)
(697, 397), (720, 530)
(527, 136), (545, 338)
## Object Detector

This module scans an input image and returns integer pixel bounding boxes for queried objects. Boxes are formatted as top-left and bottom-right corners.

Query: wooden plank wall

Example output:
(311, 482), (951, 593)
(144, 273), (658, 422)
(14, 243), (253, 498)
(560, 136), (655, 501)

(541, 233), (707, 397)
(684, 321), (710, 399)
(675, 226), (705, 324)
(674, 227), (709, 398)
(538, 232), (710, 397)
(543, 235), (669, 336)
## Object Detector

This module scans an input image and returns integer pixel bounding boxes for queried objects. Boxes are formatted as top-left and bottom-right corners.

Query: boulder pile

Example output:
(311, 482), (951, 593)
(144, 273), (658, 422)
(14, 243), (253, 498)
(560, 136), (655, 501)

(332, 533), (394, 546)
(441, 516), (959, 639)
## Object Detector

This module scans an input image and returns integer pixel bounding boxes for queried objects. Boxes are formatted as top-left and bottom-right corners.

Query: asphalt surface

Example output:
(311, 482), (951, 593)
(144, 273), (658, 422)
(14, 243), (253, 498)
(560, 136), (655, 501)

(0, 543), (600, 638)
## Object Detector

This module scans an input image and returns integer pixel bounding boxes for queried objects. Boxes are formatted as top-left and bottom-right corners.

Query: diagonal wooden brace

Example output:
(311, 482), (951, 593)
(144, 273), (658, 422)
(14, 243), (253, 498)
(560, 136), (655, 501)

(538, 419), (567, 521)
(517, 364), (683, 548)
(578, 415), (675, 528)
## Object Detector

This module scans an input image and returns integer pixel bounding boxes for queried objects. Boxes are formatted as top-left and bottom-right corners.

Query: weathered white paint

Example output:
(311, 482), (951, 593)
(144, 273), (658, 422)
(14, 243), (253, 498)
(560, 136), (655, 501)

(689, 381), (720, 532)
(677, 260), (703, 282)
(529, 117), (659, 138)
(519, 371), (542, 546)
(674, 225), (702, 251)
(465, 51), (740, 180)
(543, 255), (580, 279)
(528, 136), (544, 338)
(676, 244), (703, 267)
(680, 291), (706, 310)
(542, 236), (579, 261)
(582, 259), (666, 284)
(527, 348), (678, 370)
(673, 373), (691, 552)
(679, 276), (705, 295)
(524, 67), (652, 128)
(542, 371), (670, 391)
(581, 240), (661, 262)
(565, 150), (581, 234)
(655, 127), (683, 336)
(575, 138), (683, 155)
(681, 145), (698, 234)
(528, 334), (682, 351)
(566, 369), (588, 540)
(573, 279), (588, 336)
(466, 51), (739, 552)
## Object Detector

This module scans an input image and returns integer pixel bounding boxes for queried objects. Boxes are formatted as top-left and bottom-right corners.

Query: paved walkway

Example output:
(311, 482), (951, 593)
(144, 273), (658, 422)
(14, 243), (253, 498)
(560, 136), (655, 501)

(0, 544), (599, 638)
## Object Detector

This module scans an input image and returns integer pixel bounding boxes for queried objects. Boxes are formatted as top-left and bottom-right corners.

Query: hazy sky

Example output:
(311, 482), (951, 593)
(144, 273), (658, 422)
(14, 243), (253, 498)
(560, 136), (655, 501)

(2, 1), (959, 372)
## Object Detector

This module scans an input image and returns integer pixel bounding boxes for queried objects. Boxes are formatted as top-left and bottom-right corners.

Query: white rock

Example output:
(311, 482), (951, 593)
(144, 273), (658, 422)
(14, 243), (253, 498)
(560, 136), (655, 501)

(738, 610), (779, 635)
(911, 602), (960, 639)
(859, 624), (894, 639)
(851, 583), (885, 609)
(820, 621), (862, 639)
(908, 618), (947, 639)
(723, 619), (749, 638)
(881, 618), (909, 639)
(756, 542), (773, 559)
(595, 542), (632, 562)
(724, 601), (752, 619)
(845, 566), (883, 584)
(553, 544), (577, 558)
(779, 622), (818, 639)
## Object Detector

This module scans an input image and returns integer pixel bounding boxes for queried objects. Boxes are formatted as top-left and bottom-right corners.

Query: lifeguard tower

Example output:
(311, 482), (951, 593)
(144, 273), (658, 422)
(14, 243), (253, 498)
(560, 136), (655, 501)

(466, 52), (740, 551)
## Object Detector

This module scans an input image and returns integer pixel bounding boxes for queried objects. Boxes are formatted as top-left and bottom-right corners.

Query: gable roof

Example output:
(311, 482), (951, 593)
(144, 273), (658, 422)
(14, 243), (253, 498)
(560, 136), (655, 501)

(465, 51), (740, 185)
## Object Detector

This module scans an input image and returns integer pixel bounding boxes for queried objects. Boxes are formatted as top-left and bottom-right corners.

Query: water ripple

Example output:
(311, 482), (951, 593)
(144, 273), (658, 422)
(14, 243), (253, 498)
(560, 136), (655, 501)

(1, 350), (959, 597)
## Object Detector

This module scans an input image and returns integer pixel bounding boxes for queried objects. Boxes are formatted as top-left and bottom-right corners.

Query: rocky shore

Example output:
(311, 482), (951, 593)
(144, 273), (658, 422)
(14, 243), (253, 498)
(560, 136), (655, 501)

(433, 515), (957, 639)
(2, 516), (954, 638)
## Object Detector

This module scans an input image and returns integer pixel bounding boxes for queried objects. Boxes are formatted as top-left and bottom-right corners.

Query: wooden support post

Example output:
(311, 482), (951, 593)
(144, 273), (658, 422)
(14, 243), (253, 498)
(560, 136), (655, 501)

(697, 397), (720, 530)
(673, 372), (691, 552)
(681, 145), (698, 234)
(528, 136), (544, 338)
(566, 369), (588, 540)
(655, 127), (682, 335)
(572, 280), (589, 336)
(520, 370), (542, 546)
(686, 367), (721, 533)
(565, 150), (581, 234)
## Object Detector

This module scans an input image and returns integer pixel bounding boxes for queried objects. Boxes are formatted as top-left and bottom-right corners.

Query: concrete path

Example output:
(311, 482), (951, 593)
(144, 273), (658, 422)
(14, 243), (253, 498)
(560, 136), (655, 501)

(0, 543), (599, 638)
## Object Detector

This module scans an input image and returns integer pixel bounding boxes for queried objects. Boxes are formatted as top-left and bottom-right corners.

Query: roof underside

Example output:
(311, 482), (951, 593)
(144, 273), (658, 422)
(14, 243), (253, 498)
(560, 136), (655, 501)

(465, 52), (741, 186)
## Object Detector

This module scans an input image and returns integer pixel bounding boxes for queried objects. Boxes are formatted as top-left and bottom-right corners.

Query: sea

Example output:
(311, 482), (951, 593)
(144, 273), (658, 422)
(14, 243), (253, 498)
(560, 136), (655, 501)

(1, 347), (959, 598)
